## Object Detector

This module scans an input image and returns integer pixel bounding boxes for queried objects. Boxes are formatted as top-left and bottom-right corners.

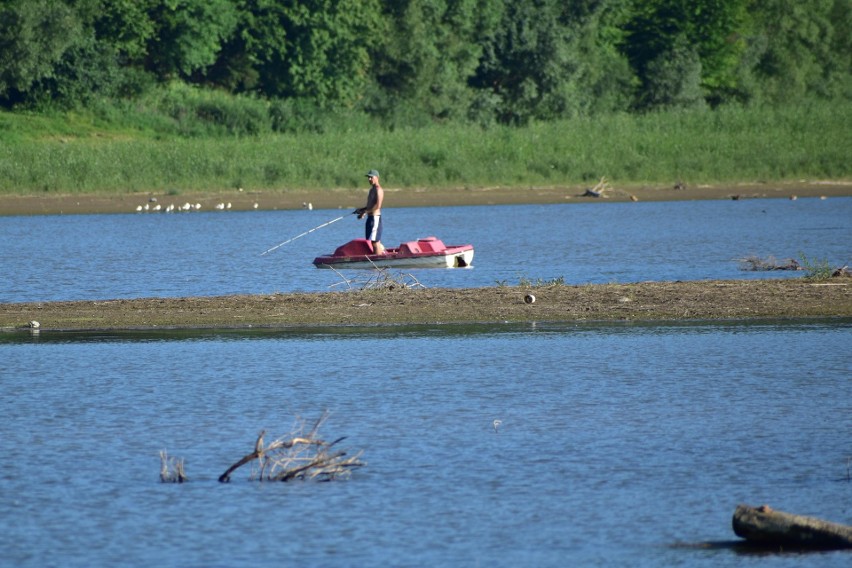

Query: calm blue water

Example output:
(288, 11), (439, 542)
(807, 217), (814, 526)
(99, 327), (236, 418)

(1, 196), (850, 303)
(1, 198), (851, 566)
(1, 321), (850, 567)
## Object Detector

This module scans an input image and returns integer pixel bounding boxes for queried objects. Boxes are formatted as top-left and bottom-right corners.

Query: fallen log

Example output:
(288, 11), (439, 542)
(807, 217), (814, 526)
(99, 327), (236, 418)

(733, 504), (852, 550)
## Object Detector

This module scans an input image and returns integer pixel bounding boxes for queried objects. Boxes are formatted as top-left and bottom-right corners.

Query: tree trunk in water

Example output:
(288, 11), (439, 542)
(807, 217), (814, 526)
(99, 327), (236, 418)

(733, 504), (852, 550)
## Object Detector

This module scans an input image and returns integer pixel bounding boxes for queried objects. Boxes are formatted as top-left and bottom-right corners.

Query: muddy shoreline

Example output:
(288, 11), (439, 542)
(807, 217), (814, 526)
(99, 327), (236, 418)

(1, 180), (850, 216)
(2, 280), (849, 332)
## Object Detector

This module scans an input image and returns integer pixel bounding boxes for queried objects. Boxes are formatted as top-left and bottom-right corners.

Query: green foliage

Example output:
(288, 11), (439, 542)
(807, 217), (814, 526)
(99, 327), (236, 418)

(744, 0), (850, 104)
(215, 0), (381, 107)
(145, 0), (239, 79)
(495, 276), (567, 287)
(518, 275), (566, 288)
(30, 36), (130, 108)
(799, 253), (836, 281)
(267, 98), (373, 134)
(90, 0), (157, 60)
(1, 98), (849, 194)
(622, 0), (749, 109)
(0, 0), (849, 122)
(141, 82), (272, 136)
(642, 35), (706, 109)
(206, 0), (287, 92)
(0, 0), (82, 102)
(469, 0), (637, 123)
(367, 0), (500, 124)
(280, 0), (380, 106)
(472, 0), (584, 123)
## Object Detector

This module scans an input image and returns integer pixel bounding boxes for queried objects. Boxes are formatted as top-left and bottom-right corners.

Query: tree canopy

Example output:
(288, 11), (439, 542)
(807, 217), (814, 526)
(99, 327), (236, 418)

(0, 0), (848, 123)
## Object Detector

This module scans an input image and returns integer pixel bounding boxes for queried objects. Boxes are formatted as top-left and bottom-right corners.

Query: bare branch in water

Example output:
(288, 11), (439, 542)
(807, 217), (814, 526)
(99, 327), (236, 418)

(159, 450), (187, 483)
(218, 412), (364, 483)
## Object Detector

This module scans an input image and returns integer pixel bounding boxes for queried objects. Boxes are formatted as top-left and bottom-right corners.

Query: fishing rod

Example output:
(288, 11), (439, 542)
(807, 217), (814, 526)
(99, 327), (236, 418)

(260, 212), (354, 256)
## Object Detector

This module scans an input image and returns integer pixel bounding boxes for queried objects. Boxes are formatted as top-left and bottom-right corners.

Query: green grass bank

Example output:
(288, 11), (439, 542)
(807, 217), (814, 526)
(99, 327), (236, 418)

(1, 99), (849, 196)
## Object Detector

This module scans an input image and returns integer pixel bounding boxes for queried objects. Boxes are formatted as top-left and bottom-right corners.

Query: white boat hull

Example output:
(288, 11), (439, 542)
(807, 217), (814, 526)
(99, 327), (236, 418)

(315, 248), (474, 270)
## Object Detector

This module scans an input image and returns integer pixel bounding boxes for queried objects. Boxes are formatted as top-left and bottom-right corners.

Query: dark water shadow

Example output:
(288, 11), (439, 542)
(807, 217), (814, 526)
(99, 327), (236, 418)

(670, 540), (852, 555)
(1, 317), (849, 344)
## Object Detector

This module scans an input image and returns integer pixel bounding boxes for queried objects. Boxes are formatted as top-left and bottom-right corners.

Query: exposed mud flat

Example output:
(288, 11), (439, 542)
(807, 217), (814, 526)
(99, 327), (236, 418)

(2, 279), (849, 332)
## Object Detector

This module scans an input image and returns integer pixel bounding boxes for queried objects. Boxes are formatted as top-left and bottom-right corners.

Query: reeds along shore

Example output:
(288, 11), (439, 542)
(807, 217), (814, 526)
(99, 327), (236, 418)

(1, 100), (849, 196)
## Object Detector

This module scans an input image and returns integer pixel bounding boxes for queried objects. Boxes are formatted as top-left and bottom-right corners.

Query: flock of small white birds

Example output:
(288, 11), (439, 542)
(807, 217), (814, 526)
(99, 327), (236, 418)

(134, 197), (260, 213)
(134, 197), (314, 213)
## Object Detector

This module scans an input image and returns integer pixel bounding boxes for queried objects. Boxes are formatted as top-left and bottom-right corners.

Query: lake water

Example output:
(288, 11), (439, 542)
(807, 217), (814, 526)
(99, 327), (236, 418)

(1, 196), (850, 302)
(1, 197), (851, 566)
(1, 321), (850, 567)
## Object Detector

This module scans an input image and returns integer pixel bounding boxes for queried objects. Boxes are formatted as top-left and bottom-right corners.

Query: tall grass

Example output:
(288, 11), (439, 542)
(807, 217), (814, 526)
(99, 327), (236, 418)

(0, 99), (848, 195)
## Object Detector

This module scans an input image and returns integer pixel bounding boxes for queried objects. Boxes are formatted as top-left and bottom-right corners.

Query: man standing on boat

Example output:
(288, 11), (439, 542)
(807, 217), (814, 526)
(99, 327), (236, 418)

(355, 169), (385, 254)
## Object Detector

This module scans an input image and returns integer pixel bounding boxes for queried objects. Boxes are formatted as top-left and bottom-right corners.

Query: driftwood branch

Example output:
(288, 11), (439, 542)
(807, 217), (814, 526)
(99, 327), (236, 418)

(736, 255), (802, 271)
(733, 504), (852, 550)
(218, 412), (364, 483)
(218, 448), (263, 483)
(582, 176), (612, 198)
(326, 262), (425, 291)
(580, 176), (637, 201)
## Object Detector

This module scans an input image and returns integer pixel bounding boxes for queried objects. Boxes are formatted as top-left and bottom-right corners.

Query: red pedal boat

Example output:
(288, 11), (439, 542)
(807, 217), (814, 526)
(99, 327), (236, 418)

(313, 236), (474, 269)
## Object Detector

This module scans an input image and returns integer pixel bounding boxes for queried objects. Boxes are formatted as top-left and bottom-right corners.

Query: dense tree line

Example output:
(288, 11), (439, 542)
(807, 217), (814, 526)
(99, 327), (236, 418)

(0, 0), (848, 126)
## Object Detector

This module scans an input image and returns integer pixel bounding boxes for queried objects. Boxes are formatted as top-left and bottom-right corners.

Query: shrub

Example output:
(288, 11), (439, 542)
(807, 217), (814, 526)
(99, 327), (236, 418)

(147, 83), (271, 137)
(799, 253), (835, 281)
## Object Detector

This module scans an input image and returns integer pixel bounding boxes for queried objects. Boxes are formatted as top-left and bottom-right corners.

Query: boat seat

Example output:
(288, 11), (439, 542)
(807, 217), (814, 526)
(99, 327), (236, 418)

(333, 239), (374, 256)
(415, 237), (445, 253)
